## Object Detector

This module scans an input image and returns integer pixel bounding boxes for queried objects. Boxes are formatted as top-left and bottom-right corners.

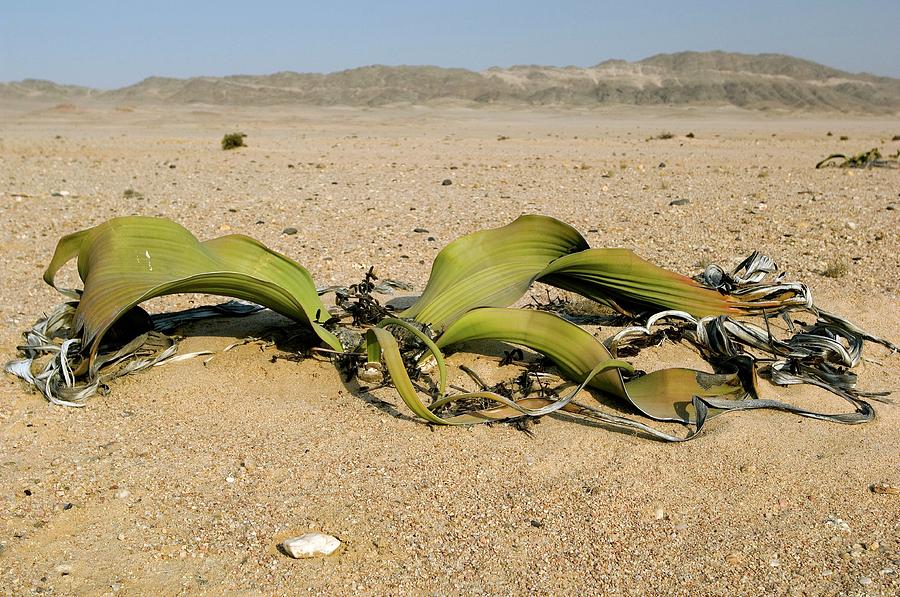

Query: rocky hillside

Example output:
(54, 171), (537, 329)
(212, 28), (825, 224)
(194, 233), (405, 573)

(3, 52), (899, 113)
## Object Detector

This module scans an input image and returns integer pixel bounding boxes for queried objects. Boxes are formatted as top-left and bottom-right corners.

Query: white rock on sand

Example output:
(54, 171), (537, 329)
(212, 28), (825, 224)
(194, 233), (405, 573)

(282, 533), (342, 558)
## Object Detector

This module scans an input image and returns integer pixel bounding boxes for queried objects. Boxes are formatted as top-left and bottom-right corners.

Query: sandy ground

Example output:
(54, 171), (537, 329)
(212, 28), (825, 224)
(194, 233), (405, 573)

(0, 103), (898, 595)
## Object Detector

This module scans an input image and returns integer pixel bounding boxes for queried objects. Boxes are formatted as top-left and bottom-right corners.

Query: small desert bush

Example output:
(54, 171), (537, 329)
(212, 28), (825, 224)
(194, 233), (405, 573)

(221, 132), (247, 150)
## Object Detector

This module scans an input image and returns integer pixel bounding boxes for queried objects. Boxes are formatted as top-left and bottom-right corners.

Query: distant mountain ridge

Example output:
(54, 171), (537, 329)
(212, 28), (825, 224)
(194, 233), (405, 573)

(3, 51), (899, 113)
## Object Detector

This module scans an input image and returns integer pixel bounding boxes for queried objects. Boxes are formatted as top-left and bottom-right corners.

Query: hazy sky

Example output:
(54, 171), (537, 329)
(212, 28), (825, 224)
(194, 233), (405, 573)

(2, 0), (898, 88)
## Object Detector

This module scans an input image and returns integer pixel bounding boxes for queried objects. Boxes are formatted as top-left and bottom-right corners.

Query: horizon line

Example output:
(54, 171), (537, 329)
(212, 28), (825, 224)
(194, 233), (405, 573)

(4, 50), (897, 91)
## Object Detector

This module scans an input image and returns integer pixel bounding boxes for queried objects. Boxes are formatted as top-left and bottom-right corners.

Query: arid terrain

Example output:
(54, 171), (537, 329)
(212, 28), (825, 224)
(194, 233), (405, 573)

(3, 52), (900, 113)
(0, 101), (898, 595)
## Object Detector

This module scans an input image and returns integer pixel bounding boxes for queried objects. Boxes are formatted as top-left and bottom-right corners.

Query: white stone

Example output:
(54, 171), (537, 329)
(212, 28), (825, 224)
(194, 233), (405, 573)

(115, 489), (130, 499)
(824, 517), (850, 533)
(282, 533), (341, 558)
(357, 363), (383, 384)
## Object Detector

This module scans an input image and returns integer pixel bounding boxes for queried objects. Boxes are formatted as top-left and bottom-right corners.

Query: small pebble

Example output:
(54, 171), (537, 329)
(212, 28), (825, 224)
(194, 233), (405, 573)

(870, 482), (899, 495)
(724, 552), (743, 565)
(653, 508), (666, 520)
(357, 363), (383, 384)
(281, 533), (341, 558)
(441, 179), (452, 186)
(858, 576), (872, 587)
(115, 489), (130, 500)
(54, 564), (72, 575)
(282, 227), (298, 235)
(824, 517), (850, 533)
(226, 476), (236, 484)
(413, 227), (429, 233)
(669, 198), (690, 206)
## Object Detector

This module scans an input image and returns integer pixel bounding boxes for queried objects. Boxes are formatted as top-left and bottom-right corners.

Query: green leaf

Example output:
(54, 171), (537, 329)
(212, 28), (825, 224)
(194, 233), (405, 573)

(365, 324), (633, 425)
(375, 317), (447, 396)
(436, 307), (747, 423)
(44, 216), (342, 372)
(537, 248), (743, 316)
(401, 215), (805, 330)
(399, 215), (588, 329)
(365, 327), (447, 424)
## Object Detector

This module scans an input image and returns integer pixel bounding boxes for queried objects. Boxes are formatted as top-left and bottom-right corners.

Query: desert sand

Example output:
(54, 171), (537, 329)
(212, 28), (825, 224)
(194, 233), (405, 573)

(0, 102), (898, 595)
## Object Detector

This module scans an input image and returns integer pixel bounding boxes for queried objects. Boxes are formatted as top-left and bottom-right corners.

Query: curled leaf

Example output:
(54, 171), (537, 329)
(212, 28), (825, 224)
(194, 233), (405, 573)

(43, 216), (342, 372)
(400, 215), (588, 329)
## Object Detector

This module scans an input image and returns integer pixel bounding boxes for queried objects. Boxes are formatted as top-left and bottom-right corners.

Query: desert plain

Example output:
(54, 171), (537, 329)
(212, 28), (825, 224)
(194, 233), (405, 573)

(0, 102), (898, 595)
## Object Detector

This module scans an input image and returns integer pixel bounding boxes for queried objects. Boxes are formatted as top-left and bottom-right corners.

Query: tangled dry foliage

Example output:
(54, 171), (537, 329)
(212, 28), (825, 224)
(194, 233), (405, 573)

(816, 148), (900, 169)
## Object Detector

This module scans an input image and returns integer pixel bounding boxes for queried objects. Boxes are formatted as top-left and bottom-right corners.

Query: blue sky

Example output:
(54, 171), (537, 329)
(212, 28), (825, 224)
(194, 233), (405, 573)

(2, 1), (898, 88)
